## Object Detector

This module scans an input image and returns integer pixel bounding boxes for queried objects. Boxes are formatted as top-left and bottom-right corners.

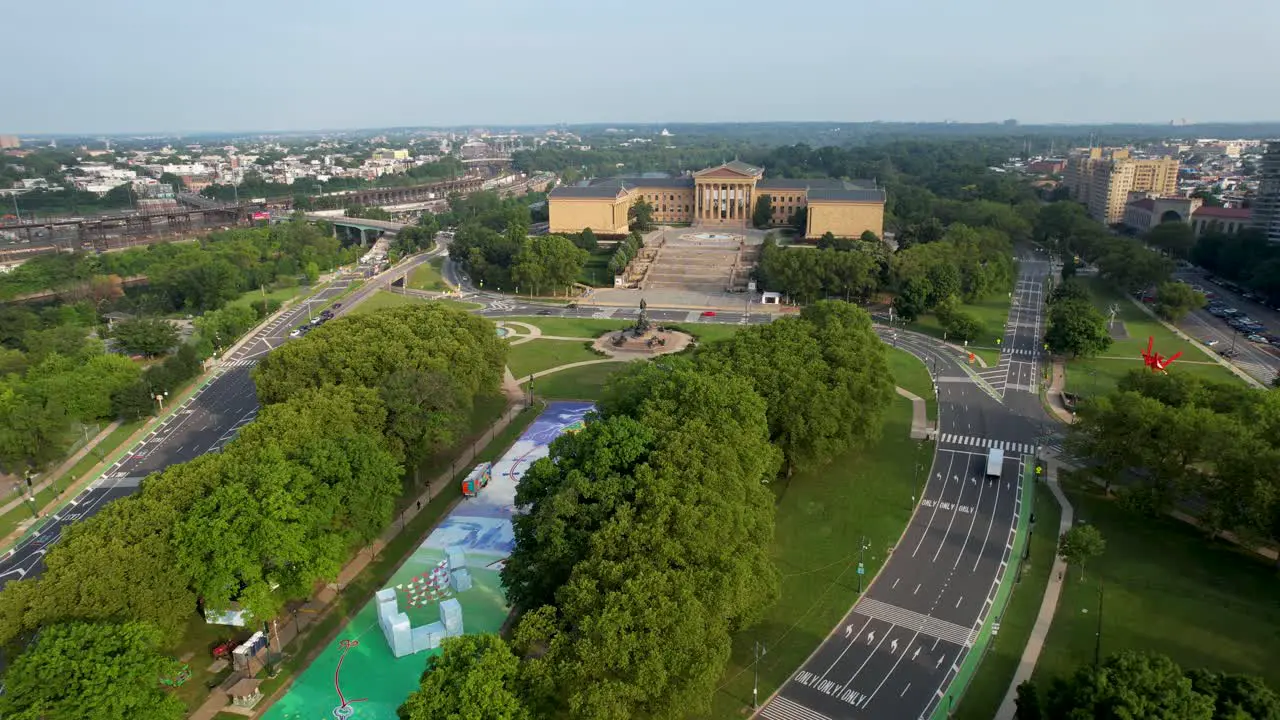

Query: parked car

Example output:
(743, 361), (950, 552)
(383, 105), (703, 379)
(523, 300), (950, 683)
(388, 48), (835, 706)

(1247, 334), (1268, 343)
(290, 328), (301, 337)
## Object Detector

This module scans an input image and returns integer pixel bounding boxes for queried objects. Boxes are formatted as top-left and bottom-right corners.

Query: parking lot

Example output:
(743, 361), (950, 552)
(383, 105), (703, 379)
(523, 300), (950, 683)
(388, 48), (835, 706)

(1172, 269), (1280, 385)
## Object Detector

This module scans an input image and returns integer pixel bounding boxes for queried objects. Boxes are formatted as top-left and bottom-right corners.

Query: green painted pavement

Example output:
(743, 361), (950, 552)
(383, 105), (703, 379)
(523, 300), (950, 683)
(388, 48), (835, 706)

(931, 457), (1035, 719)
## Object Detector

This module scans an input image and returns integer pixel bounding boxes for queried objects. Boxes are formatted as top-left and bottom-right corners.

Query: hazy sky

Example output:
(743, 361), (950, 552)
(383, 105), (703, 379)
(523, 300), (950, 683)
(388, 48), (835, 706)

(4, 0), (1278, 134)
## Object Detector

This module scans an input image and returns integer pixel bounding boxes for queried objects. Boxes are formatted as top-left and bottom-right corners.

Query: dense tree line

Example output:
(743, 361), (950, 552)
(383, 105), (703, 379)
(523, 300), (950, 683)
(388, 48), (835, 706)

(0, 304), (505, 717)
(399, 301), (894, 719)
(756, 235), (886, 304)
(1015, 650), (1280, 720)
(0, 219), (353, 307)
(1069, 370), (1280, 545)
(1191, 228), (1280, 305)
(890, 223), (1016, 326)
(606, 231), (643, 275)
(445, 191), (586, 293)
(1034, 201), (1174, 293)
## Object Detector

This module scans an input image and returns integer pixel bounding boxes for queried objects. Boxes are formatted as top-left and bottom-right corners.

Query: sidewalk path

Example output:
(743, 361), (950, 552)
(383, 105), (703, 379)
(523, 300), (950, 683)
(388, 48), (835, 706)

(894, 386), (934, 440)
(0, 421), (119, 544)
(1045, 360), (1074, 424)
(996, 457), (1074, 718)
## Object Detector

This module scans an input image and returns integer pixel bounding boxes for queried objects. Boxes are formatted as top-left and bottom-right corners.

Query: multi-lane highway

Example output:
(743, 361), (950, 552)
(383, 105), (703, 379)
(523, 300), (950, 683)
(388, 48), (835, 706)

(0, 252), (437, 589)
(760, 250), (1058, 720)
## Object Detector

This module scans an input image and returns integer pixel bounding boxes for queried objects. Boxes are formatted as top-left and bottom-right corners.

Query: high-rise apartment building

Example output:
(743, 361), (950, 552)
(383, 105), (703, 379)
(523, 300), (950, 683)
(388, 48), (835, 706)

(1253, 141), (1280, 243)
(1064, 148), (1179, 225)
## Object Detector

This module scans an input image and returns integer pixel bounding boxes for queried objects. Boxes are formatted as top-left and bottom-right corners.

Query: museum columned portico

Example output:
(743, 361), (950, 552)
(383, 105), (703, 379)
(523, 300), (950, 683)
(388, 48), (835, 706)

(692, 161), (763, 225)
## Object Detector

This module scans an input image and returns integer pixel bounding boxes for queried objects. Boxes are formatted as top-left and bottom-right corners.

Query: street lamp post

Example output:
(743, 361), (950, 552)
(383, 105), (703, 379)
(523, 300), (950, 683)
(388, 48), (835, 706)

(752, 640), (767, 709)
(857, 536), (870, 593)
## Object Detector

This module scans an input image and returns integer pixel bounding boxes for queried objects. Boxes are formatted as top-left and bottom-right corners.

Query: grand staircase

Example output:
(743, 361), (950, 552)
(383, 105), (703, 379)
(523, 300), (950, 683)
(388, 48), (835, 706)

(639, 235), (757, 293)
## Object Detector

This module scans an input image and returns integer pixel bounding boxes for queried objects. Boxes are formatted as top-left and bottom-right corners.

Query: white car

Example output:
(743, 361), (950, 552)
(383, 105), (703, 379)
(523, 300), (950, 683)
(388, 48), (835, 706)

(289, 329), (301, 338)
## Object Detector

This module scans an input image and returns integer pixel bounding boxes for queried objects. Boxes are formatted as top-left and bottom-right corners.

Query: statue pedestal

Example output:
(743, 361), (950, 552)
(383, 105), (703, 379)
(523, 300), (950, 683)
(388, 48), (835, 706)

(592, 328), (693, 358)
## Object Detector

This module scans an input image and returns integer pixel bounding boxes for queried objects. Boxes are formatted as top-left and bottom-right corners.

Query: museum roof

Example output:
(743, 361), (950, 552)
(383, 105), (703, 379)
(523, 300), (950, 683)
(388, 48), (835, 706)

(757, 177), (879, 191)
(548, 184), (630, 199)
(806, 187), (888, 203)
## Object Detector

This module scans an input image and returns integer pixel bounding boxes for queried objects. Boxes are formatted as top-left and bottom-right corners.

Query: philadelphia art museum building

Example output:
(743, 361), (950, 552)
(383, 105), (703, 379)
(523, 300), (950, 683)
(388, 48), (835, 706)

(547, 160), (886, 239)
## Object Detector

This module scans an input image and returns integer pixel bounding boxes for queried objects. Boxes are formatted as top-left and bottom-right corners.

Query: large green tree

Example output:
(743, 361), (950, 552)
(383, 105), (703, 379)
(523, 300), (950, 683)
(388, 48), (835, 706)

(0, 621), (185, 720)
(397, 635), (531, 720)
(1154, 281), (1206, 322)
(752, 194), (773, 228)
(697, 302), (893, 474)
(1045, 651), (1217, 720)
(629, 198), (654, 231)
(1146, 222), (1197, 260)
(1057, 524), (1105, 580)
(252, 304), (506, 410)
(1044, 298), (1111, 358)
(505, 359), (783, 718)
(173, 388), (400, 620)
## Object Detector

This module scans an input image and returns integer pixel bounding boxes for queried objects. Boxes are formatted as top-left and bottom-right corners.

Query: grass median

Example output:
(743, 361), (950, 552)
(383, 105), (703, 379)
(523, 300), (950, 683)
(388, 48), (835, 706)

(530, 363), (625, 400)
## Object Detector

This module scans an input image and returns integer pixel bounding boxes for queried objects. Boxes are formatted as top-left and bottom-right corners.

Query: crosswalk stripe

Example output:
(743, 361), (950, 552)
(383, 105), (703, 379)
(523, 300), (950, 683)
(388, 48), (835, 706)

(938, 434), (1034, 454)
(853, 597), (974, 647)
(761, 696), (835, 720)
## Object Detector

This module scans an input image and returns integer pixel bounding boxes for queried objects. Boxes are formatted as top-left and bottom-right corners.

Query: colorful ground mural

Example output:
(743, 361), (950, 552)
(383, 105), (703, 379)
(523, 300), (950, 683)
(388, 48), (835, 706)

(263, 402), (594, 720)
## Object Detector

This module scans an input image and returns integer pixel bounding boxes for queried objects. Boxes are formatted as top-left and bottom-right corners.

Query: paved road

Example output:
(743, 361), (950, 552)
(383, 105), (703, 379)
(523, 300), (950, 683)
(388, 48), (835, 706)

(760, 250), (1057, 720)
(1168, 270), (1280, 385)
(0, 253), (435, 590)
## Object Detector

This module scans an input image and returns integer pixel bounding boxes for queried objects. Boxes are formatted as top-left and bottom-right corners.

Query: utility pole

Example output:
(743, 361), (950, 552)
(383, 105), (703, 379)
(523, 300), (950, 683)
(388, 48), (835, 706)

(1093, 581), (1105, 668)
(753, 640), (767, 709)
(857, 535), (867, 593)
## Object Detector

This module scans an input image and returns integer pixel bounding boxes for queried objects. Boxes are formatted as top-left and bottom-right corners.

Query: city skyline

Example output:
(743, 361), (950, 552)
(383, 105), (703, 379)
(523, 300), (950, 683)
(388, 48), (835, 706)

(3, 0), (1280, 134)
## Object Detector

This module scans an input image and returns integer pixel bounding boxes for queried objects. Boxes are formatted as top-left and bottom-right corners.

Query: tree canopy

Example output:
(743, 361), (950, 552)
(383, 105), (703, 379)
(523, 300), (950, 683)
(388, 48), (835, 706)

(398, 635), (532, 720)
(696, 301), (894, 475)
(0, 621), (186, 720)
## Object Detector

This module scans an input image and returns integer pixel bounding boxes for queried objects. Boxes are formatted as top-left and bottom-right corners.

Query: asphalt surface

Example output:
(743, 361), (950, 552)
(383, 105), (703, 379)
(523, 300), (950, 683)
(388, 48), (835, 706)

(0, 253), (435, 590)
(1169, 270), (1280, 384)
(760, 250), (1058, 720)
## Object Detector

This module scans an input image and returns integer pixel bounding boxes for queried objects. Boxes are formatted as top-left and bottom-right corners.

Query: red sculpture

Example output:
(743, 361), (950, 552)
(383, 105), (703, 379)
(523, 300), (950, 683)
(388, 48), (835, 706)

(1141, 336), (1182, 373)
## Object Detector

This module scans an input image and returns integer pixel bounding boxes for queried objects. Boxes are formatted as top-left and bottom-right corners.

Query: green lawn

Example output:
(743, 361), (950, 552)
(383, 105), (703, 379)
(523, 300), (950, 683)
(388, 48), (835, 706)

(885, 346), (937, 421)
(577, 249), (615, 287)
(506, 339), (605, 379)
(910, 293), (1012, 367)
(701, 399), (935, 718)
(508, 316), (631, 338)
(347, 291), (480, 316)
(1063, 278), (1244, 396)
(346, 290), (428, 315)
(1030, 474), (1280, 692)
(954, 483), (1063, 720)
(529, 362), (625, 400)
(227, 283), (310, 311)
(408, 257), (449, 291)
(667, 322), (745, 345)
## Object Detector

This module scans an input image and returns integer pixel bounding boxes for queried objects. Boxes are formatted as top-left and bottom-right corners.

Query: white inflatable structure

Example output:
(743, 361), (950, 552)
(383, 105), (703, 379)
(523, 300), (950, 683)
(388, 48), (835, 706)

(376, 546), (471, 657)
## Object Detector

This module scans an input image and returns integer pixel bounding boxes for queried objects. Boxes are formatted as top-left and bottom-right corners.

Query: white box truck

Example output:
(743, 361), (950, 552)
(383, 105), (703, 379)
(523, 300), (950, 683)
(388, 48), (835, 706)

(986, 448), (1004, 480)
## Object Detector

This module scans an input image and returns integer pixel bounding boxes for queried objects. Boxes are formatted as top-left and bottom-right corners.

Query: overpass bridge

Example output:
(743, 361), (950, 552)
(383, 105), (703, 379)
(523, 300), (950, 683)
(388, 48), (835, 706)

(299, 214), (408, 246)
